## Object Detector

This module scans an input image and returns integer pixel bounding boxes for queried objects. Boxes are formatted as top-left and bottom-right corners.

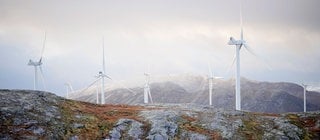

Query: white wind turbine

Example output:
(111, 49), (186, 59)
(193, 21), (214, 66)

(72, 37), (111, 104)
(143, 73), (153, 104)
(301, 83), (308, 112)
(64, 82), (74, 99)
(94, 37), (134, 104)
(208, 63), (223, 106)
(98, 37), (112, 104)
(28, 31), (47, 90)
(227, 2), (271, 111)
(227, 1), (256, 111)
(75, 37), (137, 104)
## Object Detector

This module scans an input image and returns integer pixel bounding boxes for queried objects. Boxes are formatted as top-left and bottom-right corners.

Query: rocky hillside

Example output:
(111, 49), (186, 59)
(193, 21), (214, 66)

(1, 90), (320, 139)
(70, 74), (320, 113)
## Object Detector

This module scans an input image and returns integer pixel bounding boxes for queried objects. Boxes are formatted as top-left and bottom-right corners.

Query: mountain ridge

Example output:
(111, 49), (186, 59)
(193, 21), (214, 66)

(70, 75), (320, 113)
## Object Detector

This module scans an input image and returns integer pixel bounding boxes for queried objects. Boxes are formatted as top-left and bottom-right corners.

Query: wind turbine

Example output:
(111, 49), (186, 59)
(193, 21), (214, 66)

(99, 37), (112, 104)
(208, 63), (223, 106)
(28, 31), (47, 90)
(227, 1), (252, 111)
(97, 36), (134, 104)
(143, 73), (153, 104)
(227, 1), (272, 111)
(301, 84), (308, 112)
(64, 82), (74, 99)
(75, 37), (136, 104)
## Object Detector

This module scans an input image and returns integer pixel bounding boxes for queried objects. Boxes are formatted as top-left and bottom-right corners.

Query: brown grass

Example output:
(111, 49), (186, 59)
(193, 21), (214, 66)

(180, 115), (222, 140)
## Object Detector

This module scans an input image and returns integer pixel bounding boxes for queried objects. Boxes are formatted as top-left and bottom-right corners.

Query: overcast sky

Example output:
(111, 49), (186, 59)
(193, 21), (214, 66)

(0, 0), (319, 96)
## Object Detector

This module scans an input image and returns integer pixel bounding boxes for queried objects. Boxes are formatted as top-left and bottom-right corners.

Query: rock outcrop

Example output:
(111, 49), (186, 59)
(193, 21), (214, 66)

(1, 89), (320, 139)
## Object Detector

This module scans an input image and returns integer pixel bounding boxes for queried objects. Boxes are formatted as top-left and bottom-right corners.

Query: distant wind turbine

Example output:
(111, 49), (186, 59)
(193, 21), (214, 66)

(208, 63), (223, 106)
(75, 37), (136, 104)
(94, 37), (135, 104)
(301, 84), (308, 112)
(28, 31), (47, 90)
(64, 82), (74, 99)
(99, 37), (112, 104)
(143, 73), (153, 104)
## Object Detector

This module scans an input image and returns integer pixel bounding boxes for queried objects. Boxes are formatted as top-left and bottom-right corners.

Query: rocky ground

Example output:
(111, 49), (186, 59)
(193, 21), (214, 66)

(1, 89), (320, 139)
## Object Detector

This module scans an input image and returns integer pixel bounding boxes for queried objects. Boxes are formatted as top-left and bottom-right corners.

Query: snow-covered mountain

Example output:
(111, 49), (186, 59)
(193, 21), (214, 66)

(69, 74), (320, 113)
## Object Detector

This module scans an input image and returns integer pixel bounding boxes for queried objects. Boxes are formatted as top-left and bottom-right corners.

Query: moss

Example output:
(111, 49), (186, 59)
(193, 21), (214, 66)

(178, 115), (221, 139)
(57, 101), (109, 139)
(140, 121), (152, 139)
(97, 121), (114, 131)
(285, 114), (317, 140)
(240, 119), (264, 140)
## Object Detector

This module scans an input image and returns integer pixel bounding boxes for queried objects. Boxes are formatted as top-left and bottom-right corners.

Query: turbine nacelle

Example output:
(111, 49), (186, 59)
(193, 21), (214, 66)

(228, 37), (246, 46)
(228, 37), (237, 45)
(144, 73), (150, 84)
(28, 59), (42, 66)
(97, 71), (112, 80)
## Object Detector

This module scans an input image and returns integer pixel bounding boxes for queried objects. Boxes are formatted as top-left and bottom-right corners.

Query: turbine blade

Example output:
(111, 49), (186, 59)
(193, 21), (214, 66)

(102, 36), (106, 74)
(105, 75), (112, 80)
(39, 31), (47, 62)
(147, 63), (150, 75)
(39, 66), (47, 90)
(240, 0), (243, 40)
(65, 83), (74, 92)
(208, 62), (213, 78)
(148, 91), (153, 103)
(69, 84), (74, 92)
(243, 44), (257, 56)
(244, 44), (272, 70)
(79, 78), (101, 94)
(214, 76), (224, 79)
(111, 79), (137, 94)
(226, 54), (236, 75)
(241, 27), (243, 41)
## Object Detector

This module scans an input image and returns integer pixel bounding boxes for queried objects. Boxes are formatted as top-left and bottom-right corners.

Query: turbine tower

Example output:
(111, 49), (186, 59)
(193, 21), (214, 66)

(208, 63), (223, 106)
(143, 73), (153, 104)
(227, 1), (250, 111)
(28, 31), (47, 90)
(301, 84), (308, 112)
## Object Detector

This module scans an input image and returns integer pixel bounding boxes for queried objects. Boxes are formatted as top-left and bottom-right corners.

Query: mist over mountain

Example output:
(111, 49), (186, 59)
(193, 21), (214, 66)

(69, 74), (320, 113)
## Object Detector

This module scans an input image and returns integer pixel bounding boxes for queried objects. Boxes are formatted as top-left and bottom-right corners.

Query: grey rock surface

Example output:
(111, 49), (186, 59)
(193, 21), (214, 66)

(109, 119), (143, 140)
(1, 89), (319, 139)
(180, 130), (208, 140)
(0, 90), (65, 139)
(140, 110), (179, 140)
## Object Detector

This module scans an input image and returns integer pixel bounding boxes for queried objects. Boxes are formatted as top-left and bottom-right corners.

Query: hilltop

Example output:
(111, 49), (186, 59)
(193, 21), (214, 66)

(0, 89), (319, 139)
